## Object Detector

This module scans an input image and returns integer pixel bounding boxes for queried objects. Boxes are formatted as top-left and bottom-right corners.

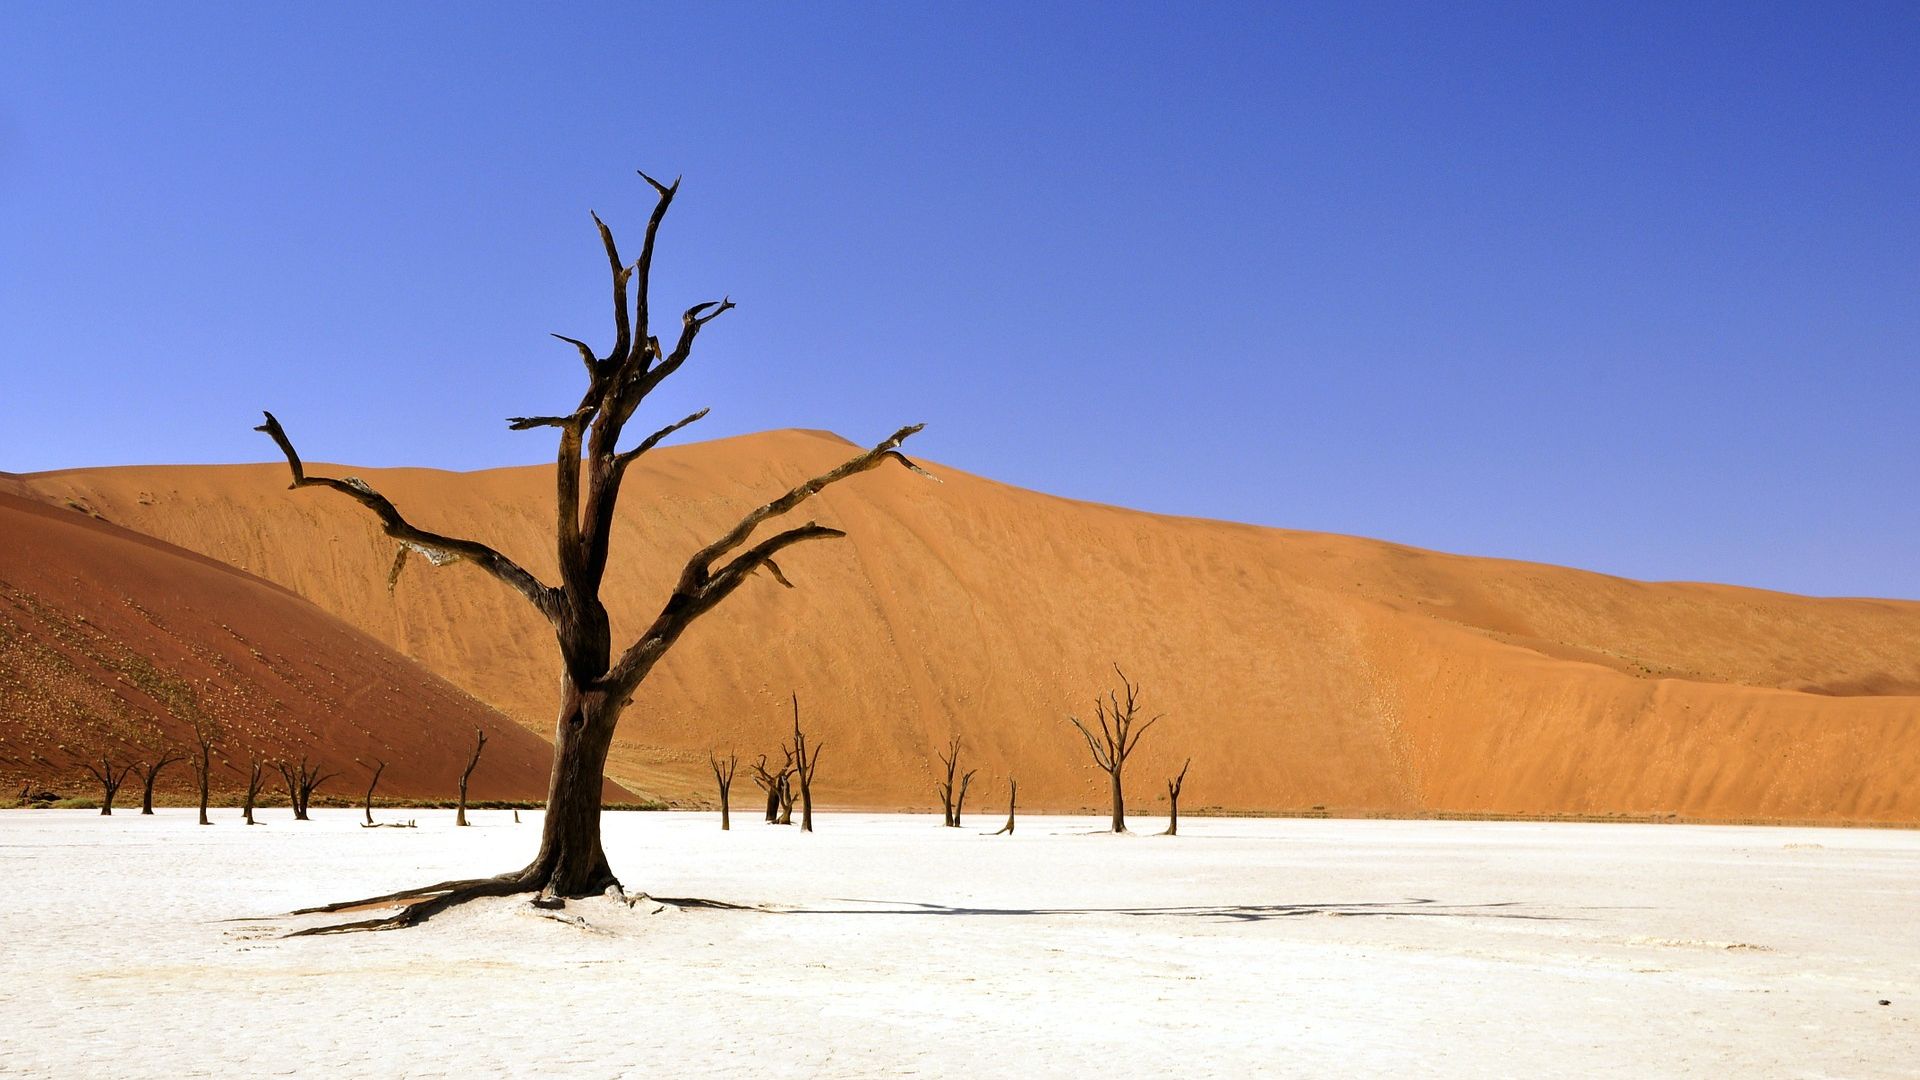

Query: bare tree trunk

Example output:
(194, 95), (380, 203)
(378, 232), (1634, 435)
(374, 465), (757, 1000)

(519, 684), (620, 896)
(790, 695), (821, 833)
(243, 760), (264, 825)
(362, 759), (386, 826)
(278, 763), (301, 820)
(185, 721), (219, 825)
(994, 778), (1017, 835)
(935, 734), (961, 827)
(137, 754), (183, 815)
(456, 728), (488, 827)
(710, 751), (736, 831)
(1161, 758), (1191, 837)
(954, 768), (975, 827)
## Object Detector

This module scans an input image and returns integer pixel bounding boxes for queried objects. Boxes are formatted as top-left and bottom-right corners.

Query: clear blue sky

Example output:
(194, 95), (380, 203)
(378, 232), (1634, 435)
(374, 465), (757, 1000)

(3, 3), (1915, 598)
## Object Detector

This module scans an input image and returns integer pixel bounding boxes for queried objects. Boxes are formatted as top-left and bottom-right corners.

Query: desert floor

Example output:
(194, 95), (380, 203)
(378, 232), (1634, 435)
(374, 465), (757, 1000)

(1, 810), (1914, 1078)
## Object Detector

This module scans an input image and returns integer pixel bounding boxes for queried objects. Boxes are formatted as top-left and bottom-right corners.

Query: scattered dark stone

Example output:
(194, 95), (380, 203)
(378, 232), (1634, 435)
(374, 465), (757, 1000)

(1879, 999), (1891, 1006)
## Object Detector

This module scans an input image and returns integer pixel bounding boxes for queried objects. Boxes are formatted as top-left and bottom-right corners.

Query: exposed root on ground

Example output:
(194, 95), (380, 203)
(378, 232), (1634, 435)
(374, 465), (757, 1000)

(281, 860), (652, 936)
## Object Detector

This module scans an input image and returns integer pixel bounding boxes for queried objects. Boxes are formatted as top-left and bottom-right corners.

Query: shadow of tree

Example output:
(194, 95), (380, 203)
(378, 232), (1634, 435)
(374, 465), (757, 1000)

(651, 896), (1572, 922)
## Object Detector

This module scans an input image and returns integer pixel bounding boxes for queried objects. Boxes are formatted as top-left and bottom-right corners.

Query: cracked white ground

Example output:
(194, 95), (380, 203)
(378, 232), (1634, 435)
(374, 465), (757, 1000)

(1, 809), (1913, 1078)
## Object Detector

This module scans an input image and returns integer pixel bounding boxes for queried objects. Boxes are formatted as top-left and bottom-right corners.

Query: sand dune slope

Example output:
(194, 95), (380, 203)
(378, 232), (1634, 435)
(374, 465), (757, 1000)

(0, 490), (573, 803)
(14, 430), (1918, 820)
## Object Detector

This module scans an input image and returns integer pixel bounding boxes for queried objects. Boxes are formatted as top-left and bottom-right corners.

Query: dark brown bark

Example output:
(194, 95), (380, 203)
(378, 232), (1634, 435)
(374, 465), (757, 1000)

(935, 735), (976, 828)
(258, 172), (926, 931)
(751, 751), (796, 825)
(456, 728), (488, 827)
(136, 753), (184, 815)
(750, 755), (783, 823)
(1067, 665), (1163, 833)
(790, 695), (821, 833)
(276, 755), (336, 821)
(194, 736), (212, 826)
(994, 778), (1017, 835)
(81, 756), (135, 816)
(1161, 758), (1191, 836)
(361, 759), (387, 826)
(710, 750), (736, 831)
(243, 759), (265, 825)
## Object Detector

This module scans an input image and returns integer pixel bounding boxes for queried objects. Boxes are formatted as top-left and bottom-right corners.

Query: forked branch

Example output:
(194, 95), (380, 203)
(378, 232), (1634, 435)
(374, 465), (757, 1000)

(254, 412), (558, 618)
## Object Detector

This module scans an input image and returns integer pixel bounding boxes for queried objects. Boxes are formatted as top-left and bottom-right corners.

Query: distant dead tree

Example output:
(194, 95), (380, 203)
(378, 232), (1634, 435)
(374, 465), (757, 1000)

(710, 750), (737, 830)
(751, 751), (795, 825)
(993, 777), (1017, 836)
(1161, 758), (1191, 836)
(257, 171), (927, 931)
(361, 759), (387, 826)
(81, 755), (135, 816)
(455, 728), (488, 827)
(242, 757), (266, 825)
(934, 735), (976, 828)
(135, 752), (184, 815)
(191, 724), (216, 826)
(277, 756), (336, 821)
(789, 695), (822, 833)
(1067, 665), (1162, 833)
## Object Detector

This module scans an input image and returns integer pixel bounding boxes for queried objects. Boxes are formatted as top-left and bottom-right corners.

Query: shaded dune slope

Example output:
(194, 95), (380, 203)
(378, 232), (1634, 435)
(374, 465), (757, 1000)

(13, 431), (1918, 821)
(0, 490), (596, 803)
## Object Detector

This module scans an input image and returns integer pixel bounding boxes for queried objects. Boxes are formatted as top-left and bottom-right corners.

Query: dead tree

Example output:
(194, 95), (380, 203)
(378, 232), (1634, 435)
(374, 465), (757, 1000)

(774, 753), (796, 826)
(749, 754), (782, 823)
(1161, 758), (1191, 836)
(751, 750), (796, 825)
(1067, 665), (1162, 833)
(934, 735), (976, 828)
(455, 728), (488, 827)
(361, 759), (387, 826)
(259, 172), (926, 931)
(710, 750), (737, 830)
(993, 777), (1017, 836)
(277, 756), (336, 821)
(243, 758), (266, 825)
(81, 756), (135, 815)
(191, 725), (215, 826)
(135, 752), (185, 815)
(789, 695), (822, 833)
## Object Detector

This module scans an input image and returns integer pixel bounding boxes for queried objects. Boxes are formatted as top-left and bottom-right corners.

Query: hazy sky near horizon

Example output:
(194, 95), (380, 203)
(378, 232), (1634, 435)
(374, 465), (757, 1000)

(2, 3), (1916, 598)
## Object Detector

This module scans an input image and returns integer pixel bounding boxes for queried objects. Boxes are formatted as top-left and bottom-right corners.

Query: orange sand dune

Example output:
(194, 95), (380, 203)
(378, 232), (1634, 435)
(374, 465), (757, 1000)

(13, 430), (1918, 821)
(0, 489), (592, 803)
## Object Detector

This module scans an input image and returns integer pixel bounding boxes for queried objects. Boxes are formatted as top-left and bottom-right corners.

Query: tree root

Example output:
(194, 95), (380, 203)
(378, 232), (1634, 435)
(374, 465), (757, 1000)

(281, 857), (618, 937)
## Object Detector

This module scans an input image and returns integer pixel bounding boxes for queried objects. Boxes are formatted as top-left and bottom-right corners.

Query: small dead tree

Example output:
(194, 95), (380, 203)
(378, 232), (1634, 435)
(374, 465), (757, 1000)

(749, 754), (781, 823)
(751, 750), (796, 825)
(81, 756), (136, 816)
(934, 735), (976, 828)
(993, 777), (1017, 836)
(789, 695), (822, 833)
(710, 750), (737, 830)
(455, 728), (488, 827)
(1067, 665), (1162, 833)
(135, 752), (185, 815)
(361, 759), (387, 826)
(277, 756), (336, 821)
(191, 725), (216, 826)
(1161, 758), (1191, 836)
(242, 758), (266, 825)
